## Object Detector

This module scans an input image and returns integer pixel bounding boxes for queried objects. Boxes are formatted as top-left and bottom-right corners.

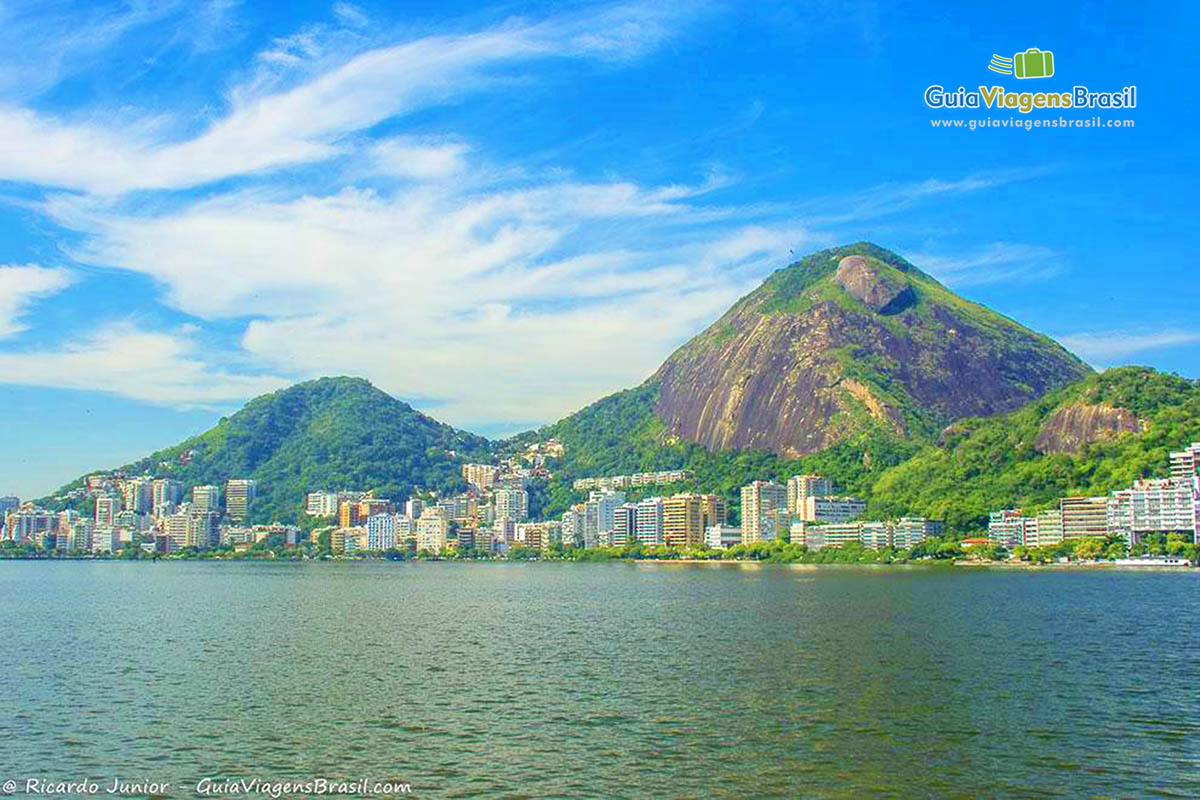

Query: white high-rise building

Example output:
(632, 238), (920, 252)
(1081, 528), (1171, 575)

(635, 497), (665, 546)
(95, 495), (120, 527)
(561, 509), (584, 548)
(1169, 443), (1200, 481)
(152, 479), (183, 516)
(494, 488), (529, 521)
(91, 525), (117, 553)
(417, 509), (449, 553)
(786, 475), (833, 515)
(612, 503), (638, 547)
(740, 481), (787, 544)
(225, 479), (256, 522)
(583, 491), (625, 547)
(366, 513), (399, 550)
(800, 496), (866, 524)
(1107, 478), (1200, 544)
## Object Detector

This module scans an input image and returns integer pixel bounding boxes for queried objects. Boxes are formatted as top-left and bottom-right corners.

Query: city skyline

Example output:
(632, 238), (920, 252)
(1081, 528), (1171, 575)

(0, 1), (1196, 498)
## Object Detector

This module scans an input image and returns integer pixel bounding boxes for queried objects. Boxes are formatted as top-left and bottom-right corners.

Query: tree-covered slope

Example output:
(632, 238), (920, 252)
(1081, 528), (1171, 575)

(867, 367), (1200, 532)
(515, 382), (920, 522)
(47, 377), (493, 523)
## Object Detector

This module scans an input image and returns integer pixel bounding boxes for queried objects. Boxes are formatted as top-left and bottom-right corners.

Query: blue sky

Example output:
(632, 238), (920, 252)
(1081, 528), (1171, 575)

(0, 0), (1196, 498)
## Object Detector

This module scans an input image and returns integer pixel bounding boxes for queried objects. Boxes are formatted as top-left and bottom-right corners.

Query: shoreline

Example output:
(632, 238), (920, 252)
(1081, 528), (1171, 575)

(2, 555), (1194, 571)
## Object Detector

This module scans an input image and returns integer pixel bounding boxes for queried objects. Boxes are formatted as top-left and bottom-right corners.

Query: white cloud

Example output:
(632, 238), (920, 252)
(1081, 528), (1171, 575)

(0, 321), (288, 407)
(0, 3), (687, 194)
(371, 137), (470, 179)
(906, 242), (1064, 286)
(1057, 330), (1200, 363)
(0, 265), (74, 338)
(807, 168), (1050, 225)
(37, 175), (770, 425)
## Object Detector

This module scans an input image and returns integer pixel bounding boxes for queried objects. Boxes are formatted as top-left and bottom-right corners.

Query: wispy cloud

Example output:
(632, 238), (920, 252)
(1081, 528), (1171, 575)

(0, 3), (689, 195)
(0, 320), (287, 407)
(1057, 329), (1200, 363)
(805, 167), (1051, 226)
(906, 242), (1064, 287)
(0, 265), (74, 338)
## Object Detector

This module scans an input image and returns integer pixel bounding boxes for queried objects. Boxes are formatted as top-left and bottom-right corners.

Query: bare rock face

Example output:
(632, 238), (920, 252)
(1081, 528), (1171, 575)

(649, 244), (1091, 457)
(1034, 403), (1141, 454)
(834, 255), (914, 315)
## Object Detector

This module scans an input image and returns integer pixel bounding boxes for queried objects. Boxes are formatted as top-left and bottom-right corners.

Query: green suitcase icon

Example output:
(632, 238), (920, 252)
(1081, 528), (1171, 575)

(1014, 48), (1054, 79)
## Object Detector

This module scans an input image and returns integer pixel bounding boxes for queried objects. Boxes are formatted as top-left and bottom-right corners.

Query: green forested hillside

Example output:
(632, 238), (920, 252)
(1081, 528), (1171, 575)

(45, 377), (493, 522)
(519, 367), (1199, 530)
(515, 381), (920, 521)
(867, 368), (1200, 531)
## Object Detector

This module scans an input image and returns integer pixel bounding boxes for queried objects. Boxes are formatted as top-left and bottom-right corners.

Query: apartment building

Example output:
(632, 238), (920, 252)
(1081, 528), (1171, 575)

(740, 481), (788, 543)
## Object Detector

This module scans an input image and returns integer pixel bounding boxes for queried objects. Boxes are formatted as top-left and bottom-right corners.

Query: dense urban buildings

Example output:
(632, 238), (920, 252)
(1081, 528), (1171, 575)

(5, 441), (1198, 558)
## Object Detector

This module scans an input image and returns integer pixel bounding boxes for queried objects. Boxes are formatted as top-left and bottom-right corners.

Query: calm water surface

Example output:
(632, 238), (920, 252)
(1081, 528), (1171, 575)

(2, 561), (1198, 798)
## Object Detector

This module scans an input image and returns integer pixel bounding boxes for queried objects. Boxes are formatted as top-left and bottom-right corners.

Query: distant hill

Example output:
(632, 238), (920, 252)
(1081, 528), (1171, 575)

(45, 377), (492, 523)
(867, 367), (1200, 531)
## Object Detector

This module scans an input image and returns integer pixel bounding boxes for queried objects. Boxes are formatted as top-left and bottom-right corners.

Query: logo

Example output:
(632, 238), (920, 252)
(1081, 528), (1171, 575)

(923, 45), (1136, 116)
(988, 48), (1055, 79)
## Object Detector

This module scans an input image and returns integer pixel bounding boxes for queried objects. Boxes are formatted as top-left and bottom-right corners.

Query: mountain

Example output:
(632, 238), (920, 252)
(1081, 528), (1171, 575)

(46, 377), (492, 523)
(868, 367), (1200, 531)
(652, 242), (1090, 455)
(525, 243), (1089, 471)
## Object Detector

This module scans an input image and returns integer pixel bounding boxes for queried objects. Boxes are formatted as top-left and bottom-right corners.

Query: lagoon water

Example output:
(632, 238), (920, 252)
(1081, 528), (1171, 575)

(2, 561), (1198, 798)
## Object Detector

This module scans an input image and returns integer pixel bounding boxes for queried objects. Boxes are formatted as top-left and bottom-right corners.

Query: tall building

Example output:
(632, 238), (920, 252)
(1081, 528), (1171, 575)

(366, 513), (399, 550)
(516, 522), (559, 550)
(1107, 478), (1199, 544)
(1030, 509), (1063, 547)
(892, 518), (942, 550)
(192, 485), (221, 513)
(122, 477), (153, 515)
(494, 487), (529, 522)
(188, 510), (218, 549)
(225, 479), (256, 522)
(561, 508), (584, 548)
(583, 491), (625, 547)
(988, 510), (1031, 549)
(416, 509), (449, 553)
(462, 463), (500, 490)
(91, 525), (117, 553)
(664, 493), (726, 549)
(404, 498), (426, 519)
(460, 523), (490, 553)
(5, 506), (55, 544)
(306, 491), (338, 517)
(340, 498), (394, 528)
(494, 518), (516, 546)
(740, 481), (787, 544)
(1060, 496), (1109, 539)
(704, 524), (741, 549)
(612, 503), (638, 547)
(0, 496), (19, 515)
(151, 479), (183, 516)
(800, 496), (866, 524)
(1169, 443), (1200, 480)
(95, 495), (121, 527)
(635, 497), (665, 546)
(787, 475), (833, 515)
